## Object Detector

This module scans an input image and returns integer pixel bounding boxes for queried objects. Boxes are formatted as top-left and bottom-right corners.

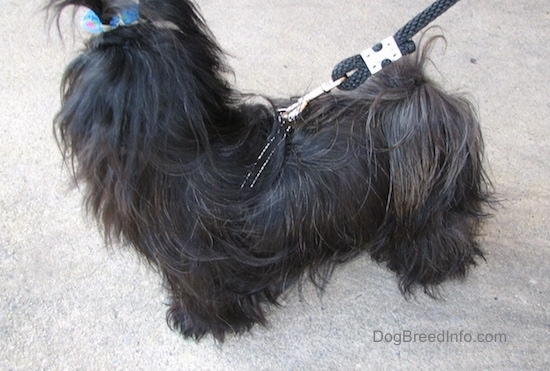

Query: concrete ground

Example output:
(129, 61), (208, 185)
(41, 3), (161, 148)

(1, 0), (548, 369)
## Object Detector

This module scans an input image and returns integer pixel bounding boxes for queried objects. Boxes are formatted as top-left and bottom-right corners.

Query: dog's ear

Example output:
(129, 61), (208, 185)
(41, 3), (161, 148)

(56, 30), (206, 157)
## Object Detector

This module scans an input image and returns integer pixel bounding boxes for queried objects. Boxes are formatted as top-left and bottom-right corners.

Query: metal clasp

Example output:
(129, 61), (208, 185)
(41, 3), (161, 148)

(279, 76), (346, 122)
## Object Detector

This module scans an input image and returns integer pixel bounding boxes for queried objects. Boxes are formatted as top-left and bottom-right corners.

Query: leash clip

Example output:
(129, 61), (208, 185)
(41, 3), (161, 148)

(360, 36), (403, 74)
(279, 76), (346, 122)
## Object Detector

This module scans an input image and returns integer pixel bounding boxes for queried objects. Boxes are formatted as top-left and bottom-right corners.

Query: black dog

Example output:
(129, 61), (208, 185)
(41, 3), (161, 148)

(48, 0), (491, 341)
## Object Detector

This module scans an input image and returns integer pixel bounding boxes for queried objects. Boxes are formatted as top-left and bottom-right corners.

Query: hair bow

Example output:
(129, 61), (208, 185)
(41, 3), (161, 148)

(81, 4), (139, 34)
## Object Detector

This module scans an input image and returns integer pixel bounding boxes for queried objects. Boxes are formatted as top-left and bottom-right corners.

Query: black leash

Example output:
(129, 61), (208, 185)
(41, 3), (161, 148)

(332, 0), (461, 91)
(279, 0), (462, 122)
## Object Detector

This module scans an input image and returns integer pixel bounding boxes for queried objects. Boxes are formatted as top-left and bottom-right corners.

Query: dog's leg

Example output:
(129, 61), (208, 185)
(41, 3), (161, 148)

(163, 264), (275, 342)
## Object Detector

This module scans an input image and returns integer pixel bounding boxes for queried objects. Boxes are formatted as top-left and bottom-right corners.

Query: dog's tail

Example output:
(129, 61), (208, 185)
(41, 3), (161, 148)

(364, 40), (492, 294)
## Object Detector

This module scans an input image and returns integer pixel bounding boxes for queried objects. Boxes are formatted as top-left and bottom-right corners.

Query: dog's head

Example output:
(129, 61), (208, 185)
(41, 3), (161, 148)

(50, 0), (234, 242)
(53, 0), (231, 174)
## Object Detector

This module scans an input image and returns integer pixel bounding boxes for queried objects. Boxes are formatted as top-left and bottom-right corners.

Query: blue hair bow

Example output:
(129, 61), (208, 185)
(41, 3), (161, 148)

(81, 4), (139, 34)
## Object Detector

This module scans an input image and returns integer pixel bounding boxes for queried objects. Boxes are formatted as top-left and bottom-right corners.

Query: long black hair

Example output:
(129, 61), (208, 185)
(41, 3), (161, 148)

(49, 0), (492, 341)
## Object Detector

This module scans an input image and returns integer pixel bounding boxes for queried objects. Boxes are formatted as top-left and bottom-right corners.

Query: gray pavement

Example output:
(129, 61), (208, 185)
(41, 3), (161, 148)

(1, 0), (548, 369)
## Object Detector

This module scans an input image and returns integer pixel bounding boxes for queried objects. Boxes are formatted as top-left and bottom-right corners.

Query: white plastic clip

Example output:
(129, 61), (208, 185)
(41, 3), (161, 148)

(360, 36), (403, 74)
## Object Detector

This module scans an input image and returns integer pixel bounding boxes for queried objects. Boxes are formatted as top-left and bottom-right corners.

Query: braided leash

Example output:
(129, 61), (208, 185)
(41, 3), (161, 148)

(280, 0), (462, 121)
(332, 0), (461, 91)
